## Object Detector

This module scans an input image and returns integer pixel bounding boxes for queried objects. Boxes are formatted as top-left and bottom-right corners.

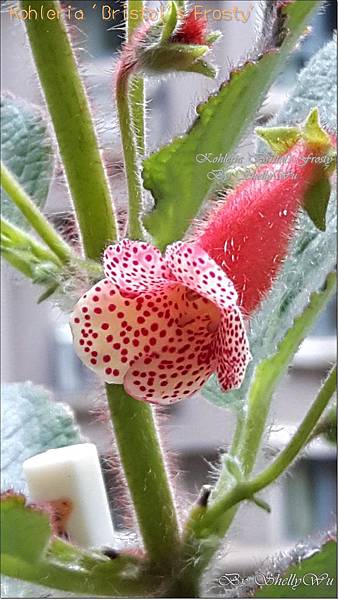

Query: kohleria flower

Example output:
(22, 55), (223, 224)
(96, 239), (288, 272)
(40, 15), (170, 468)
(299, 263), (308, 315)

(71, 110), (334, 405)
(71, 241), (250, 405)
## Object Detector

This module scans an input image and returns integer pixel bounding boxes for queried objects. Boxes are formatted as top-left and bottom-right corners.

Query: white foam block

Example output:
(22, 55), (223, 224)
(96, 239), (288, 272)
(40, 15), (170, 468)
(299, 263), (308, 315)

(23, 443), (114, 549)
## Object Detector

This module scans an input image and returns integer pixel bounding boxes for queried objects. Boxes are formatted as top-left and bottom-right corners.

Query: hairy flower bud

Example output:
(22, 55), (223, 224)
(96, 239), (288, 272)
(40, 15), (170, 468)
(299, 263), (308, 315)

(197, 109), (336, 315)
(117, 3), (220, 81)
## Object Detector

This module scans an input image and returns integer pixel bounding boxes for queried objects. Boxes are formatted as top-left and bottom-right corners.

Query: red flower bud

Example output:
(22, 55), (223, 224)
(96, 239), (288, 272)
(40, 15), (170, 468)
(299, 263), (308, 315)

(116, 4), (220, 82)
(198, 112), (336, 315)
(172, 9), (209, 45)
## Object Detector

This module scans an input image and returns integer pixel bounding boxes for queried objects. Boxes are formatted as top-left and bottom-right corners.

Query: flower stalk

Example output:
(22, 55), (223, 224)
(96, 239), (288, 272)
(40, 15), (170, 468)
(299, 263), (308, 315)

(127, 0), (146, 155)
(20, 0), (118, 260)
(183, 271), (336, 573)
(192, 365), (336, 537)
(106, 385), (180, 567)
(116, 72), (145, 240)
(236, 272), (336, 477)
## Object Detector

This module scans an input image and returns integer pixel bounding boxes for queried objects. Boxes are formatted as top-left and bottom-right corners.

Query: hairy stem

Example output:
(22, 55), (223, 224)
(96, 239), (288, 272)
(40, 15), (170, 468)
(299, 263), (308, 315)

(21, 0), (179, 576)
(116, 73), (144, 240)
(193, 365), (336, 535)
(1, 554), (156, 597)
(184, 272), (336, 573)
(21, 0), (118, 260)
(211, 410), (246, 500)
(106, 384), (180, 566)
(1, 164), (70, 264)
(1, 218), (62, 266)
(127, 0), (146, 155)
(237, 273), (336, 476)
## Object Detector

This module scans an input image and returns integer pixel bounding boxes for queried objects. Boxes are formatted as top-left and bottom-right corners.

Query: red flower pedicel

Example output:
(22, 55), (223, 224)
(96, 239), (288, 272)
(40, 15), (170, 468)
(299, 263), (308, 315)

(71, 240), (250, 405)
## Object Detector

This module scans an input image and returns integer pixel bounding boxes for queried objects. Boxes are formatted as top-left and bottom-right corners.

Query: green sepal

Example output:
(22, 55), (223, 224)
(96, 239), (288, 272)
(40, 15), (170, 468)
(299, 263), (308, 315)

(255, 126), (300, 154)
(142, 42), (216, 78)
(303, 107), (332, 148)
(183, 59), (217, 78)
(205, 31), (222, 45)
(161, 1), (178, 42)
(304, 176), (332, 231)
(257, 108), (333, 155)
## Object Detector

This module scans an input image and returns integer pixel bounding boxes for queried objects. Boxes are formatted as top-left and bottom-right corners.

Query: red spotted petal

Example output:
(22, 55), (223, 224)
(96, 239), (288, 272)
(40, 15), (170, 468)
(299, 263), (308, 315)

(104, 240), (172, 294)
(124, 323), (216, 405)
(166, 242), (251, 388)
(214, 308), (251, 391)
(71, 240), (251, 403)
(70, 278), (185, 384)
(165, 242), (238, 309)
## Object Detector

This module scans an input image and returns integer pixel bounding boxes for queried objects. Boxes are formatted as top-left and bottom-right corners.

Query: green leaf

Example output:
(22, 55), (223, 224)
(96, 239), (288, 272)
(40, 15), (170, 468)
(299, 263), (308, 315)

(1, 95), (54, 229)
(204, 37), (337, 411)
(0, 493), (152, 597)
(304, 176), (331, 231)
(1, 382), (83, 494)
(255, 540), (337, 598)
(143, 0), (320, 249)
(1, 494), (51, 564)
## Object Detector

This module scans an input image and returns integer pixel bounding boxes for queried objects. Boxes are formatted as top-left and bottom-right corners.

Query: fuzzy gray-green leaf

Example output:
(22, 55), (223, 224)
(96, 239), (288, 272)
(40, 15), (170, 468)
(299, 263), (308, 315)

(1, 95), (54, 229)
(1, 382), (82, 493)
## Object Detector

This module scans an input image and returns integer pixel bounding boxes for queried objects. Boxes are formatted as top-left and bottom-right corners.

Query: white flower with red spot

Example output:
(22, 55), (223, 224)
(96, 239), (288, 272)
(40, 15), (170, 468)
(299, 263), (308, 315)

(70, 240), (251, 405)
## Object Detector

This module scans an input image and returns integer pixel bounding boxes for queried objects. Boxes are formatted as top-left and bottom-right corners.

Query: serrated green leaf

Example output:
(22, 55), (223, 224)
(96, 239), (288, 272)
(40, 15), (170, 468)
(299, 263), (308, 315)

(255, 540), (337, 598)
(1, 494), (51, 564)
(143, 0), (320, 249)
(1, 382), (83, 493)
(204, 37), (337, 411)
(1, 95), (54, 229)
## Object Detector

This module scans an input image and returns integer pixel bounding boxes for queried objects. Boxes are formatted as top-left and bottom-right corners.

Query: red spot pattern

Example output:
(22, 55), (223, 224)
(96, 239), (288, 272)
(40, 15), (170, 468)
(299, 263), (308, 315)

(70, 240), (251, 405)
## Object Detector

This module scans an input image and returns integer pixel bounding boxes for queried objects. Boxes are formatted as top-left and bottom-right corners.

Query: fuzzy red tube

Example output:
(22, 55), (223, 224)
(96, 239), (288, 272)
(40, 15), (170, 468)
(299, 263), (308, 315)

(198, 139), (333, 315)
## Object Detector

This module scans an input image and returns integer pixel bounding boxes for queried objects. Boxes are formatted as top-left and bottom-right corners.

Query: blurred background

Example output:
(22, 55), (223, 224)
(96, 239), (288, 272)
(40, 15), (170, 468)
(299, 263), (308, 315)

(1, 0), (337, 585)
